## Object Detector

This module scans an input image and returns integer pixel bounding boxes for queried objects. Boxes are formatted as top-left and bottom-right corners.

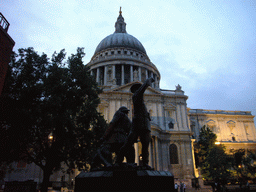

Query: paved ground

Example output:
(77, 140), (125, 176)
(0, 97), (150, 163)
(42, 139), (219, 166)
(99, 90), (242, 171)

(185, 188), (212, 192)
(185, 184), (256, 192)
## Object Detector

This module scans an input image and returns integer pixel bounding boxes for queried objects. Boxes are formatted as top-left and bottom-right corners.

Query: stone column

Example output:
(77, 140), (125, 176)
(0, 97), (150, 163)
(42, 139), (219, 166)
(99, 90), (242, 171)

(130, 65), (133, 82)
(165, 110), (169, 130)
(151, 72), (154, 88)
(134, 143), (139, 164)
(146, 69), (148, 79)
(121, 65), (124, 85)
(191, 139), (199, 178)
(176, 104), (182, 130)
(109, 100), (116, 123)
(96, 67), (100, 83)
(156, 103), (160, 126)
(152, 137), (156, 169)
(173, 110), (178, 129)
(149, 142), (153, 167)
(90, 70), (93, 76)
(112, 65), (116, 80)
(104, 66), (107, 85)
(155, 137), (160, 170)
(158, 103), (163, 128)
(138, 67), (141, 81)
(116, 99), (121, 111)
(181, 105), (187, 130)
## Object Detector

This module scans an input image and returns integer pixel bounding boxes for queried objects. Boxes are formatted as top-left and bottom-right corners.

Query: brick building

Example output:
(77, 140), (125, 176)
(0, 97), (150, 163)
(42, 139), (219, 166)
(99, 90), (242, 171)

(0, 12), (15, 95)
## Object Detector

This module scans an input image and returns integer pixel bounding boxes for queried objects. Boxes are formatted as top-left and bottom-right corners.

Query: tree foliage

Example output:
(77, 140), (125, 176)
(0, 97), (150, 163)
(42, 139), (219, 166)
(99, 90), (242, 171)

(230, 149), (256, 184)
(202, 145), (232, 183)
(0, 47), (107, 191)
(194, 125), (217, 167)
(194, 126), (232, 185)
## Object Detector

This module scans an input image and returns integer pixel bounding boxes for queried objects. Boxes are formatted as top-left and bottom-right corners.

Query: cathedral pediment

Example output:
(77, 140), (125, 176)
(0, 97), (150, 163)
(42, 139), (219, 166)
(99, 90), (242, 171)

(107, 81), (163, 95)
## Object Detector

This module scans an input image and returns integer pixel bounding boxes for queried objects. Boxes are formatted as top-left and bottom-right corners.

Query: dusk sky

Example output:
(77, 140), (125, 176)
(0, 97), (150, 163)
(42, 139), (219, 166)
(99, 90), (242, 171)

(2, 0), (256, 121)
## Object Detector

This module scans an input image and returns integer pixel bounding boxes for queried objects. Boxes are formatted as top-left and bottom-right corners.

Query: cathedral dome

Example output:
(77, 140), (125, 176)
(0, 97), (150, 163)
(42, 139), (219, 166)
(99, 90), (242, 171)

(88, 8), (160, 89)
(93, 8), (147, 56)
(94, 33), (147, 55)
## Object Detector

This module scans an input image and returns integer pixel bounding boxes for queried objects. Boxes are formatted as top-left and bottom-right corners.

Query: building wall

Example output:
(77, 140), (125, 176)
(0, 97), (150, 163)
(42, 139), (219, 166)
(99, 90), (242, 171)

(0, 13), (15, 95)
(188, 109), (256, 152)
(4, 162), (43, 183)
(98, 85), (196, 181)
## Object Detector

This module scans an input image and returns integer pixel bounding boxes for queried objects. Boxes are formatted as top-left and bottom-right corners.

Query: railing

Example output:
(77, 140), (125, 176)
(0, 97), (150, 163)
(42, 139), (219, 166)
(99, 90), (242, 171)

(0, 12), (10, 32)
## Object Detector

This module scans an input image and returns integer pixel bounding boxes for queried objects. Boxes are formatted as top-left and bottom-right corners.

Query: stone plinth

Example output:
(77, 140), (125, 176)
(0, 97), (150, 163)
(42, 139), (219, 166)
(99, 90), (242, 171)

(75, 165), (174, 192)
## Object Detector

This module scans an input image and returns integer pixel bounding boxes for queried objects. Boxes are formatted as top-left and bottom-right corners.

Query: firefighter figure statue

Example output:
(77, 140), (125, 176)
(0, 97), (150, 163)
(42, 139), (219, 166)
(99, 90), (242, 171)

(116, 77), (155, 168)
(91, 106), (134, 169)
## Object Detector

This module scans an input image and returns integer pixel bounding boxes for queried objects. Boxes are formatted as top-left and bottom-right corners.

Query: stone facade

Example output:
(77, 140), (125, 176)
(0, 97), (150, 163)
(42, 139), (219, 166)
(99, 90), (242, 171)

(97, 83), (195, 180)
(189, 109), (256, 152)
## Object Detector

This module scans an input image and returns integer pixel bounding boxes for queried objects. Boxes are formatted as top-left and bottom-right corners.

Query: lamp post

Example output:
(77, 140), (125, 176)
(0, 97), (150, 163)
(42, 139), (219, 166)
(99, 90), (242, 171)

(48, 132), (54, 147)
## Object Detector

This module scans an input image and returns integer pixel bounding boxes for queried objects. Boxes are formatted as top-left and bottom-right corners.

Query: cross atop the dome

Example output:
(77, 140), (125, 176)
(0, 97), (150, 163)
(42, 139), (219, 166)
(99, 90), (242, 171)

(119, 6), (122, 15)
(115, 7), (126, 33)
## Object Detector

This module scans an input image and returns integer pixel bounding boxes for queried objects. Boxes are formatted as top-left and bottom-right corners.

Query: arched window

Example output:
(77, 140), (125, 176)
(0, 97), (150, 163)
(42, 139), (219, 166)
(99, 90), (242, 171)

(169, 144), (179, 164)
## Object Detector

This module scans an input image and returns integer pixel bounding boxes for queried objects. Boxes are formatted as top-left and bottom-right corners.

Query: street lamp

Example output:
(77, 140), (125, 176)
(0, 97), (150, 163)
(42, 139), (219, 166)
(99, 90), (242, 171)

(48, 132), (54, 146)
(215, 141), (220, 145)
(48, 135), (53, 140)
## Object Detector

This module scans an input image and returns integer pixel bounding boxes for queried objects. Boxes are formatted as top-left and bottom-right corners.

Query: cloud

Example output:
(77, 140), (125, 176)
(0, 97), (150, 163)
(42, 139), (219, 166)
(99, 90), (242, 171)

(2, 0), (256, 120)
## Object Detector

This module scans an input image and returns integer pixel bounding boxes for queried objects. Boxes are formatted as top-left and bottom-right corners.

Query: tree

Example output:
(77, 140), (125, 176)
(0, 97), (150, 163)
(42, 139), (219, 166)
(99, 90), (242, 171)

(230, 149), (256, 186)
(194, 126), (232, 191)
(194, 125), (217, 168)
(202, 145), (232, 187)
(0, 47), (107, 192)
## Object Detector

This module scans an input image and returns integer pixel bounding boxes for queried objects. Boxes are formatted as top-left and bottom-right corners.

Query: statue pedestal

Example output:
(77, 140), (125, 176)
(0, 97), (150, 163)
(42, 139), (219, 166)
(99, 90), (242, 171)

(75, 165), (174, 192)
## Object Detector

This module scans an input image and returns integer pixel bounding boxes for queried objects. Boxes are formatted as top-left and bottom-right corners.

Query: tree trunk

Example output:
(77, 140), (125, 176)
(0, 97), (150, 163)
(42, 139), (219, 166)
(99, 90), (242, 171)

(41, 168), (52, 192)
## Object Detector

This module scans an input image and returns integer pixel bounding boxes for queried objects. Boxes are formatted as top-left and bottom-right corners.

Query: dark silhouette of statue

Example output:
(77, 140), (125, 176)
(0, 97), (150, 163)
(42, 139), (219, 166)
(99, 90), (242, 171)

(91, 106), (134, 169)
(116, 77), (155, 168)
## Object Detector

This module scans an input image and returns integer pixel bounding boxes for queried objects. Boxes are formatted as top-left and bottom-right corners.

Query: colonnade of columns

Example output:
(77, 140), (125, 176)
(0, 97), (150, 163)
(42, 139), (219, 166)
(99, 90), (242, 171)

(90, 64), (159, 88)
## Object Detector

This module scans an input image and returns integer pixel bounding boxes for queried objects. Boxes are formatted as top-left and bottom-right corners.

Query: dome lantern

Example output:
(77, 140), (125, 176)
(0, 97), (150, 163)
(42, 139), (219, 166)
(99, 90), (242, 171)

(115, 7), (126, 33)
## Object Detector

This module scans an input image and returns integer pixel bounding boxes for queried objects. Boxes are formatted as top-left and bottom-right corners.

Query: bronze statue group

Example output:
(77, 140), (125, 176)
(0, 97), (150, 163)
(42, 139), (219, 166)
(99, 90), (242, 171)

(91, 77), (155, 170)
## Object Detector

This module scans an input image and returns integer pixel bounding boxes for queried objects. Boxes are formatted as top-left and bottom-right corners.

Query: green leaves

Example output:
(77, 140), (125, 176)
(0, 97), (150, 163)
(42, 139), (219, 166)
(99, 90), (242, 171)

(203, 145), (232, 183)
(195, 126), (256, 185)
(194, 125), (217, 167)
(230, 149), (256, 182)
(1, 47), (107, 176)
(194, 126), (232, 184)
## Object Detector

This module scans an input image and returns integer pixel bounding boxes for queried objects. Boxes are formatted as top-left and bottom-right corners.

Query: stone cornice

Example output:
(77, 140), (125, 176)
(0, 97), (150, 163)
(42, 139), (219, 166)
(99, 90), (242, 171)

(218, 142), (256, 145)
(189, 109), (252, 116)
(189, 113), (254, 119)
(100, 91), (188, 102)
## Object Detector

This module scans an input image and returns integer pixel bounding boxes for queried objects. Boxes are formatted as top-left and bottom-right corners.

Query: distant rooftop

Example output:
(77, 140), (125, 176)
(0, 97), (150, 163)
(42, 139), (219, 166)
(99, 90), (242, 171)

(0, 12), (10, 32)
